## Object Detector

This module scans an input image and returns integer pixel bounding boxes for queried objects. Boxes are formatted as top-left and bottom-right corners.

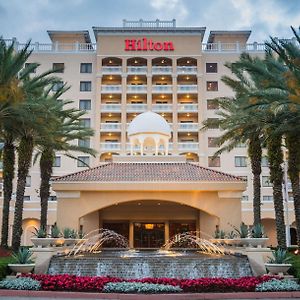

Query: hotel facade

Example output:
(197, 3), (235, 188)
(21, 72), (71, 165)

(0, 20), (296, 247)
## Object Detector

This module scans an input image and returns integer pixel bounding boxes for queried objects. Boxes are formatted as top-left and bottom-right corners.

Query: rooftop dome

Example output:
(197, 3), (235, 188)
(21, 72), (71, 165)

(128, 111), (171, 137)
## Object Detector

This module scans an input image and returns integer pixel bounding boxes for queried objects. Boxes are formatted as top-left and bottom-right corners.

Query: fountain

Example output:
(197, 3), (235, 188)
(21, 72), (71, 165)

(47, 229), (253, 279)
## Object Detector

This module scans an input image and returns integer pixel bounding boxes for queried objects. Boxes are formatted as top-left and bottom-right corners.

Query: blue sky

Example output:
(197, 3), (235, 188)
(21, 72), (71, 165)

(0, 0), (299, 43)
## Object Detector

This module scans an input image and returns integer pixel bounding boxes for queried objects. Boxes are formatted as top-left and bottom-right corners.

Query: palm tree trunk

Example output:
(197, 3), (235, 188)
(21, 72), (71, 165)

(39, 148), (54, 229)
(248, 134), (262, 225)
(1, 137), (15, 247)
(267, 134), (286, 249)
(11, 136), (34, 252)
(286, 133), (300, 248)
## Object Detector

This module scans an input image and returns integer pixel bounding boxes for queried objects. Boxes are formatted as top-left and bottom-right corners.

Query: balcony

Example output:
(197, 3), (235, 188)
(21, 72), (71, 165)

(100, 104), (121, 112)
(178, 104), (198, 112)
(152, 85), (173, 93)
(100, 143), (121, 151)
(178, 123), (199, 131)
(202, 42), (266, 52)
(152, 66), (173, 74)
(127, 66), (148, 74)
(102, 67), (122, 74)
(177, 66), (197, 74)
(177, 85), (198, 93)
(126, 143), (174, 151)
(101, 85), (122, 93)
(126, 104), (147, 112)
(127, 85), (147, 93)
(178, 142), (199, 151)
(152, 104), (173, 112)
(100, 123), (122, 131)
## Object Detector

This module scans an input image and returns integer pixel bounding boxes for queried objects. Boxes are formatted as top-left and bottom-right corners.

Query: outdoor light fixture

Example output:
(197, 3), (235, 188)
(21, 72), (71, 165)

(186, 76), (190, 80)
(161, 77), (165, 80)
(134, 76), (138, 80)
(161, 95), (165, 98)
(108, 113), (112, 117)
(145, 224), (154, 230)
(109, 76), (113, 80)
(187, 60), (190, 63)
(187, 113), (190, 117)
(186, 95), (190, 98)
(134, 95), (138, 99)
(134, 60), (138, 64)
(109, 60), (112, 64)
(109, 95), (113, 98)
(108, 133), (112, 136)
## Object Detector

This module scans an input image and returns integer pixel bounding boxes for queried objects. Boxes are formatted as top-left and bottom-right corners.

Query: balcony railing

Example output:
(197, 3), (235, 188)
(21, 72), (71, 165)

(152, 85), (173, 93)
(100, 104), (121, 112)
(127, 66), (147, 74)
(177, 85), (198, 93)
(177, 66), (197, 74)
(178, 123), (199, 131)
(127, 85), (147, 93)
(152, 66), (173, 74)
(152, 104), (173, 112)
(100, 143), (121, 151)
(102, 67), (122, 74)
(126, 104), (147, 112)
(100, 123), (122, 131)
(178, 104), (198, 112)
(126, 143), (174, 151)
(202, 42), (266, 52)
(178, 142), (199, 151)
(101, 85), (122, 93)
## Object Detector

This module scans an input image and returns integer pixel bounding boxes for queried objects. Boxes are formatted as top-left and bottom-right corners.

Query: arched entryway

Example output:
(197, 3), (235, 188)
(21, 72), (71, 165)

(22, 218), (40, 246)
(80, 200), (219, 248)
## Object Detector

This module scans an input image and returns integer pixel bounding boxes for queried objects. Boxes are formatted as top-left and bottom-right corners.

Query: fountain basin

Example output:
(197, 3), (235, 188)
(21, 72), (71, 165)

(48, 250), (252, 279)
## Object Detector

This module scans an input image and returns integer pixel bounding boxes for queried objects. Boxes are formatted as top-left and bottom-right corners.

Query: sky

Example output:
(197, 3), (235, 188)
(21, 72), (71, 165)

(0, 0), (299, 43)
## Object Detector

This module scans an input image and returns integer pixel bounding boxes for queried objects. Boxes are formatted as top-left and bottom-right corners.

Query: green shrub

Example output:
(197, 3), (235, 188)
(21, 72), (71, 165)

(0, 277), (40, 290)
(11, 248), (34, 264)
(256, 279), (300, 292)
(63, 228), (77, 239)
(103, 282), (182, 294)
(0, 257), (14, 280)
(267, 248), (292, 264)
(289, 253), (300, 279)
(251, 224), (265, 238)
(51, 225), (61, 238)
(32, 227), (47, 238)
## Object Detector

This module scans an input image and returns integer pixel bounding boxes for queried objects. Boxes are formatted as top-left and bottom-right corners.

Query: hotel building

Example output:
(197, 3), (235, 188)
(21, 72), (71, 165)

(0, 19), (296, 247)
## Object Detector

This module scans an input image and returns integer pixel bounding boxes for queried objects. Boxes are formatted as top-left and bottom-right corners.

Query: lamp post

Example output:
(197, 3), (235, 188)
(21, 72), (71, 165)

(283, 149), (291, 247)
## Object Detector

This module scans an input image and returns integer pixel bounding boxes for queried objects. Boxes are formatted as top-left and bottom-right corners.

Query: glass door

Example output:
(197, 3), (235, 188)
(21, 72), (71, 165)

(134, 223), (165, 248)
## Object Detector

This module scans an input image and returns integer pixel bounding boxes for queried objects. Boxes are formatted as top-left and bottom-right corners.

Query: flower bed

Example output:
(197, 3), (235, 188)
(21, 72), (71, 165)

(20, 274), (276, 293)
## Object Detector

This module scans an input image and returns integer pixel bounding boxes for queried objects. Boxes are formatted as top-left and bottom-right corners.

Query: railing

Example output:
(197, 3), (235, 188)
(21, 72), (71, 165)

(177, 66), (197, 74)
(178, 104), (198, 112)
(177, 85), (198, 92)
(127, 85), (147, 93)
(101, 85), (122, 93)
(100, 104), (121, 112)
(102, 67), (122, 74)
(178, 123), (199, 131)
(152, 104), (173, 112)
(126, 104), (147, 112)
(126, 143), (174, 151)
(100, 143), (121, 151)
(123, 19), (176, 28)
(178, 142), (199, 151)
(127, 66), (148, 74)
(152, 66), (173, 74)
(202, 42), (266, 52)
(100, 123), (122, 131)
(152, 85), (173, 93)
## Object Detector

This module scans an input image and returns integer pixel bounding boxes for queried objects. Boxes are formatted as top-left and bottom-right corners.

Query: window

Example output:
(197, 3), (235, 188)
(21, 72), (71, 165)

(80, 118), (91, 128)
(207, 118), (219, 129)
(25, 176), (31, 187)
(235, 156), (247, 167)
(77, 156), (90, 167)
(207, 99), (219, 110)
(208, 156), (220, 167)
(80, 81), (92, 91)
(79, 99), (91, 110)
(53, 156), (61, 167)
(206, 63), (218, 73)
(263, 195), (273, 202)
(242, 195), (249, 202)
(25, 63), (36, 73)
(80, 63), (92, 73)
(208, 137), (219, 147)
(78, 138), (90, 148)
(236, 142), (247, 148)
(262, 176), (272, 187)
(52, 81), (64, 91)
(207, 81), (218, 91)
(289, 196), (294, 202)
(52, 63), (64, 73)
(24, 196), (31, 201)
(48, 196), (57, 201)
(261, 156), (269, 167)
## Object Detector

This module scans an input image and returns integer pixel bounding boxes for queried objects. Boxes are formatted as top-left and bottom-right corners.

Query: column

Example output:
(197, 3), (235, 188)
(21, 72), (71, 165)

(94, 74), (102, 163)
(172, 71), (178, 154)
(120, 62), (127, 155)
(147, 59), (152, 110)
(164, 221), (170, 244)
(129, 222), (134, 248)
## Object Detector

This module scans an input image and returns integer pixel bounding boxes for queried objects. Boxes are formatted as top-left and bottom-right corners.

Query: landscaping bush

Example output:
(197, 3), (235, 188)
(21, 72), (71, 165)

(256, 279), (300, 292)
(0, 277), (40, 290)
(0, 256), (14, 280)
(103, 281), (182, 293)
(289, 253), (300, 279)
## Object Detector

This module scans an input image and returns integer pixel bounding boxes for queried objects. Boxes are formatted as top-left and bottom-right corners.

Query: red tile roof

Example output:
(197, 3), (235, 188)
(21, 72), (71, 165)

(54, 162), (244, 183)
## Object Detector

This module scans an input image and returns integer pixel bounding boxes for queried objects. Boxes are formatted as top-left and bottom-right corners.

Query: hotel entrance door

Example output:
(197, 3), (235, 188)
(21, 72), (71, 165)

(133, 223), (165, 248)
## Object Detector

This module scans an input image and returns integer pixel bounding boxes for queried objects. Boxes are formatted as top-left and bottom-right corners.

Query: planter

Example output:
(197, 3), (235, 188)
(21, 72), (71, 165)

(210, 238), (226, 245)
(8, 263), (35, 274)
(31, 238), (54, 248)
(53, 238), (65, 247)
(264, 263), (292, 275)
(63, 238), (77, 246)
(241, 238), (269, 248)
(223, 238), (242, 246)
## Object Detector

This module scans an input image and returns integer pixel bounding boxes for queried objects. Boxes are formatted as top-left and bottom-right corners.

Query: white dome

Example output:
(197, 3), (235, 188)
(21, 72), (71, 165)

(128, 111), (171, 137)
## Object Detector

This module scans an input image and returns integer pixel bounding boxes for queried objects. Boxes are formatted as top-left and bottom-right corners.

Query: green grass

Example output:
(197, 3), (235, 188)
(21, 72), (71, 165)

(0, 256), (14, 280)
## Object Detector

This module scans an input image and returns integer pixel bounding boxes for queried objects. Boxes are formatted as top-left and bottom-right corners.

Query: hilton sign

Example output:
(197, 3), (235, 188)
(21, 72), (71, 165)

(125, 38), (174, 51)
